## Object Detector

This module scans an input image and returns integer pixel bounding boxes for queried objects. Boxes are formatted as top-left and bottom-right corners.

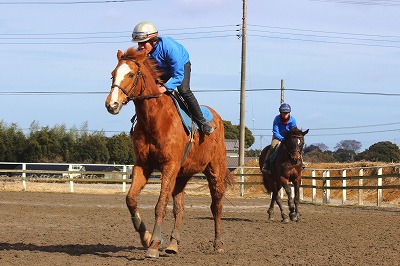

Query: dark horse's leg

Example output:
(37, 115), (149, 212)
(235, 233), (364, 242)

(273, 182), (289, 223)
(126, 166), (152, 248)
(165, 175), (191, 254)
(291, 179), (301, 222)
(282, 181), (296, 222)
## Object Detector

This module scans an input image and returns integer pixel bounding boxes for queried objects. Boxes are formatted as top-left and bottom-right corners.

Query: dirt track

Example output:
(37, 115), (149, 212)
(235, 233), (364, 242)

(0, 191), (399, 266)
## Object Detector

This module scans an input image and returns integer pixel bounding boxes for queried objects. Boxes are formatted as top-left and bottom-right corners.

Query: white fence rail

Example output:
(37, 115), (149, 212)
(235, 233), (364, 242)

(1, 162), (399, 207)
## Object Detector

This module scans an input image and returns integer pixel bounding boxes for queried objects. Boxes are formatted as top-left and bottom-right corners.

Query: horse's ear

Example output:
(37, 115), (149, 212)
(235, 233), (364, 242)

(303, 129), (309, 135)
(117, 50), (123, 61)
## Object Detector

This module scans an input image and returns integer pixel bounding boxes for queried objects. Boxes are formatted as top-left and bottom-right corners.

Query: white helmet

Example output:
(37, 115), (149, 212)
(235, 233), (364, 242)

(131, 21), (158, 42)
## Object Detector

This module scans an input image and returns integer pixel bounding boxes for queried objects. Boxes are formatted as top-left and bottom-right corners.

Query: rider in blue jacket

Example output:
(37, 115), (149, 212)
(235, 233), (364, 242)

(262, 103), (297, 173)
(131, 21), (214, 135)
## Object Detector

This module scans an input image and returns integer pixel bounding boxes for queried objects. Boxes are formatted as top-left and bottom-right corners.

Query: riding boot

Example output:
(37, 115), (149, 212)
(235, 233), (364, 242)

(182, 91), (214, 135)
(262, 148), (273, 174)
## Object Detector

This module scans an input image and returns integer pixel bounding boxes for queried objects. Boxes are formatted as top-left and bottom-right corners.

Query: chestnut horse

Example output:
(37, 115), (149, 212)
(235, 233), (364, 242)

(259, 127), (308, 223)
(105, 48), (233, 258)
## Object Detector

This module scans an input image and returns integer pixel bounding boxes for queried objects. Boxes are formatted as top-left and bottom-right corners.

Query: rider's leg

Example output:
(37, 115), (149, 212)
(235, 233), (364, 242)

(178, 62), (214, 135)
(262, 138), (281, 173)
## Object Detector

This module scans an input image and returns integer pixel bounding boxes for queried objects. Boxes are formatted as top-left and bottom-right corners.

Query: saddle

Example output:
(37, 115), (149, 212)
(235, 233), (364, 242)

(170, 91), (213, 136)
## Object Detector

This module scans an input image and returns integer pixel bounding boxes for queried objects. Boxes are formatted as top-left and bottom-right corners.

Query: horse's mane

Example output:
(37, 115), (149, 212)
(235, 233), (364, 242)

(122, 47), (164, 83)
(284, 127), (303, 140)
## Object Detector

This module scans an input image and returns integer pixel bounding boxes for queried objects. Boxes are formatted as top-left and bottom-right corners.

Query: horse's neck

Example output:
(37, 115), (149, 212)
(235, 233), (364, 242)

(134, 95), (173, 129)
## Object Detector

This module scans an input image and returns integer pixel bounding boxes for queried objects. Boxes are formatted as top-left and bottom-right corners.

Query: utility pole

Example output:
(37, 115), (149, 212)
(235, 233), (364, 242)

(239, 0), (247, 167)
(280, 79), (285, 104)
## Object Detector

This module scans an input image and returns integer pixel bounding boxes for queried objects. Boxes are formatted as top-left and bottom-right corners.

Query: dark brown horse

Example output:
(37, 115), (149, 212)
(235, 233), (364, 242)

(259, 127), (308, 223)
(105, 48), (233, 258)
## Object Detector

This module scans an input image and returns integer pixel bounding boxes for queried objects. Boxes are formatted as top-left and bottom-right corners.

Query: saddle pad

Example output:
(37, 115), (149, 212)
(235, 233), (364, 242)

(170, 95), (214, 135)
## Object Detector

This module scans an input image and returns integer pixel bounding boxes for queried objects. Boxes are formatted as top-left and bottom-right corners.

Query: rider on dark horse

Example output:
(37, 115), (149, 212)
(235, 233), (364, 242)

(262, 103), (298, 174)
(131, 21), (214, 136)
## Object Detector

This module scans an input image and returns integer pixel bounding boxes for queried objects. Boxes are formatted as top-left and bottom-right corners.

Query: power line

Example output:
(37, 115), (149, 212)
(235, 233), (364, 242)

(0, 0), (148, 4)
(305, 0), (400, 6)
(251, 122), (400, 132)
(1, 88), (399, 96)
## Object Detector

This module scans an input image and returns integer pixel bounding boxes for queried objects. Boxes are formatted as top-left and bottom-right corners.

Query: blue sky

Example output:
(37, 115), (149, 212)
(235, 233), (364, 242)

(0, 0), (399, 151)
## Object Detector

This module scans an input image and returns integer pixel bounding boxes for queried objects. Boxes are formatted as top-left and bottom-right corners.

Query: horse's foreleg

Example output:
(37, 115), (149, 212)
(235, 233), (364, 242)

(146, 167), (179, 258)
(165, 176), (190, 255)
(274, 184), (289, 223)
(282, 182), (296, 221)
(292, 180), (301, 222)
(126, 167), (152, 248)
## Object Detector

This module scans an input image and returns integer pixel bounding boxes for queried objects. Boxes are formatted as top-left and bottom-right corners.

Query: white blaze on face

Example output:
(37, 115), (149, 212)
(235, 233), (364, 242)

(111, 63), (131, 103)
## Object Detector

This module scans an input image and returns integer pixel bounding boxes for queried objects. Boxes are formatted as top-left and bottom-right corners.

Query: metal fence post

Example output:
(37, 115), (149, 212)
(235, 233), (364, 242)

(312, 170), (316, 202)
(69, 173), (74, 193)
(377, 167), (382, 207)
(358, 168), (364, 206)
(342, 169), (347, 204)
(323, 170), (330, 204)
(122, 165), (127, 193)
(22, 163), (26, 191)
(240, 167), (244, 197)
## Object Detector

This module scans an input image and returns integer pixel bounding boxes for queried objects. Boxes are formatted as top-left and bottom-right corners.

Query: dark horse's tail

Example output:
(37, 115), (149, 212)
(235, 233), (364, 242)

(259, 145), (273, 193)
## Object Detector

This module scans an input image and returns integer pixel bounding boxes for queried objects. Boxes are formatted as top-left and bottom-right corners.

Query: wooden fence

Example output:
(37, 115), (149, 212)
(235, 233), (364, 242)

(1, 163), (399, 207)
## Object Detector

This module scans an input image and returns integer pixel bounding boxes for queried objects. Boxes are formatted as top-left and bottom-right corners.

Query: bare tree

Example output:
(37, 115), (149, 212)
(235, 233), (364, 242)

(335, 140), (362, 153)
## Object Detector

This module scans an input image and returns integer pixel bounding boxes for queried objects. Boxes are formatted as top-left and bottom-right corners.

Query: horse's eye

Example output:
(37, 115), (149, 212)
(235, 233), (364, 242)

(129, 73), (135, 78)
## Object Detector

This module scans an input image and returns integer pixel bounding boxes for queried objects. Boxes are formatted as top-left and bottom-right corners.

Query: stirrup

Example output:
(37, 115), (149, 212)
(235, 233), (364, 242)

(201, 123), (214, 135)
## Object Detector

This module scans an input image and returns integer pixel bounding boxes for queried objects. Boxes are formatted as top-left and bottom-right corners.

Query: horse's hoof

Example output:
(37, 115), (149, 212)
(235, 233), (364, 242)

(214, 240), (224, 253)
(145, 248), (159, 258)
(165, 239), (179, 254)
(282, 218), (290, 224)
(289, 213), (297, 221)
(140, 230), (152, 248)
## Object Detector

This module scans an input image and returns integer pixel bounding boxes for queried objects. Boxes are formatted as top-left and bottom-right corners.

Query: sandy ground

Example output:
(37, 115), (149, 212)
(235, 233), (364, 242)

(0, 191), (399, 266)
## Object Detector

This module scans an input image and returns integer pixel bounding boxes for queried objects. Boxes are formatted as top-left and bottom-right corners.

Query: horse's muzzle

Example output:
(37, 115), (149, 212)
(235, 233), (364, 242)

(105, 101), (121, 115)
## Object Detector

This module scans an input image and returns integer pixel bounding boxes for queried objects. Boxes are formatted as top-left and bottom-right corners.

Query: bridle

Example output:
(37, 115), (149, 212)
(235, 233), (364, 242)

(111, 58), (162, 103)
(282, 134), (304, 165)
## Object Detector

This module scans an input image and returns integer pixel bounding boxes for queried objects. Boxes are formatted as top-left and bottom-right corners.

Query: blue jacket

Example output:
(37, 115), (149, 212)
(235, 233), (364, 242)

(272, 114), (297, 141)
(150, 36), (190, 91)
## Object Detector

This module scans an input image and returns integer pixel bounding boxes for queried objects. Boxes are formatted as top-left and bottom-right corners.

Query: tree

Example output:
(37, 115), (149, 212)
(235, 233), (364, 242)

(223, 120), (255, 149)
(355, 141), (400, 162)
(107, 133), (135, 164)
(333, 148), (356, 163)
(0, 122), (27, 162)
(311, 143), (329, 152)
(335, 140), (362, 153)
(303, 149), (335, 163)
(304, 144), (322, 154)
(74, 132), (110, 163)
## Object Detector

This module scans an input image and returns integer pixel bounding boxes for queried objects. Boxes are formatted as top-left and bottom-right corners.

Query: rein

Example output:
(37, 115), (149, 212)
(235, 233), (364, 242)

(111, 57), (163, 103)
(282, 135), (303, 164)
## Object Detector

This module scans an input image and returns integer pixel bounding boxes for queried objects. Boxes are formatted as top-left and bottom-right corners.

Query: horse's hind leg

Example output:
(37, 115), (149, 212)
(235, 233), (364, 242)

(267, 192), (275, 221)
(165, 176), (191, 255)
(205, 168), (226, 253)
(126, 166), (152, 248)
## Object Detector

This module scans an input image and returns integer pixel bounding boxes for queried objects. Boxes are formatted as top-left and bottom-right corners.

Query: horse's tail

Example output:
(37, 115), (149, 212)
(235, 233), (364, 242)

(261, 172), (273, 193)
(224, 169), (235, 189)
